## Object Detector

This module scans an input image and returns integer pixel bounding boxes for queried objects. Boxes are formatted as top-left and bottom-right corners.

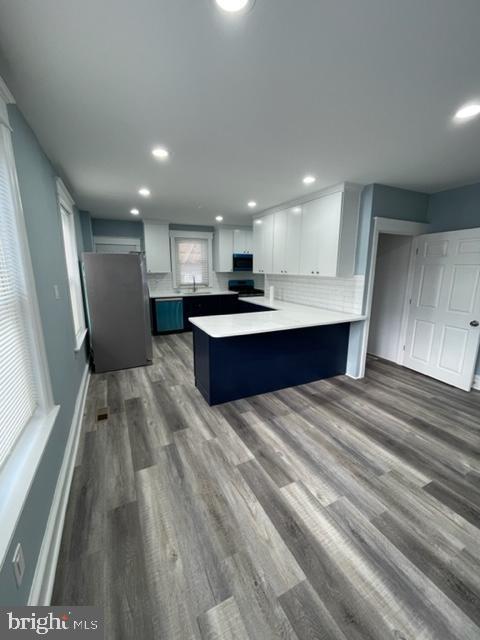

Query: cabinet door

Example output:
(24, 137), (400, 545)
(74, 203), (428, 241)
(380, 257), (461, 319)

(261, 214), (274, 274)
(285, 208), (302, 274)
(144, 222), (171, 273)
(253, 222), (263, 273)
(233, 229), (245, 254)
(315, 192), (342, 276)
(299, 201), (322, 274)
(273, 210), (287, 274)
(244, 229), (253, 254)
(214, 228), (233, 272)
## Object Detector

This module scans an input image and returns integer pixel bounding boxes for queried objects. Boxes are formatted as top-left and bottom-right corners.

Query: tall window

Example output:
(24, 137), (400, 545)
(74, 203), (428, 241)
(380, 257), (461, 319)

(57, 180), (86, 349)
(173, 237), (210, 287)
(0, 126), (38, 469)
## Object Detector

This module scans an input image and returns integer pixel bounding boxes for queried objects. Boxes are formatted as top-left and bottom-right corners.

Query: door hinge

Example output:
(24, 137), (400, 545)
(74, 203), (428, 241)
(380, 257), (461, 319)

(416, 247), (419, 255)
(403, 345), (406, 351)
(409, 298), (412, 305)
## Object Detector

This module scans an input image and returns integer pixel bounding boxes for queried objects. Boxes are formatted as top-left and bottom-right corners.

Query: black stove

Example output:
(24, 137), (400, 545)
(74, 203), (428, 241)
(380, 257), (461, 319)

(228, 279), (264, 297)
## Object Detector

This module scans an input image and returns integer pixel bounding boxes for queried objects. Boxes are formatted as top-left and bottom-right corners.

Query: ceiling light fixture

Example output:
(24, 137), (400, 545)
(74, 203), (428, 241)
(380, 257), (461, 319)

(152, 146), (170, 160)
(292, 206), (301, 213)
(302, 175), (316, 185)
(138, 187), (151, 197)
(454, 103), (480, 121)
(215, 215), (224, 221)
(130, 208), (140, 216)
(248, 201), (257, 208)
(215, 0), (252, 13)
(254, 219), (262, 225)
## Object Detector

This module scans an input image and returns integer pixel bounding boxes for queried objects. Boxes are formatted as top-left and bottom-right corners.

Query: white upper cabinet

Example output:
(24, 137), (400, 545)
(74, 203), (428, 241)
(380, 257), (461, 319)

(273, 207), (302, 274)
(233, 228), (253, 254)
(254, 183), (361, 277)
(253, 214), (274, 274)
(214, 227), (234, 272)
(214, 226), (253, 272)
(144, 221), (171, 273)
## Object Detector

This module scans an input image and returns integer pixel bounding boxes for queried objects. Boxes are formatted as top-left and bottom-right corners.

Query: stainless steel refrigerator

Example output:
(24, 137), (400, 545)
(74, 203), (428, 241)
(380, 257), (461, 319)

(82, 253), (153, 373)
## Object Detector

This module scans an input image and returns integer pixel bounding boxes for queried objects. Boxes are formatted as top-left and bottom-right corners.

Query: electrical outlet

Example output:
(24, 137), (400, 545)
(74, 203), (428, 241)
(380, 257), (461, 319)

(12, 543), (25, 588)
(53, 285), (60, 300)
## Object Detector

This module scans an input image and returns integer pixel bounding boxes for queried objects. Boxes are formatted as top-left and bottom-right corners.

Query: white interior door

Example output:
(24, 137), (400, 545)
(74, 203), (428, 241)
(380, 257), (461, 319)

(403, 228), (480, 391)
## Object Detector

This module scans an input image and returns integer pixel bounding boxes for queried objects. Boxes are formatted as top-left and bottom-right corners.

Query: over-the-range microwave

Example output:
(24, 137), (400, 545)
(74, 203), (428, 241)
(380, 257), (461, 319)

(233, 253), (253, 272)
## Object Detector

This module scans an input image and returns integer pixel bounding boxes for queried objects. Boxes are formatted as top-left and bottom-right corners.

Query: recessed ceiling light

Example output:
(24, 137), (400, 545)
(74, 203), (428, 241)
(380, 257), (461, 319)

(292, 206), (301, 213)
(152, 146), (170, 160)
(454, 103), (480, 121)
(138, 187), (151, 197)
(215, 215), (224, 221)
(254, 219), (262, 225)
(248, 201), (257, 208)
(215, 0), (252, 13)
(303, 175), (316, 185)
(130, 208), (140, 216)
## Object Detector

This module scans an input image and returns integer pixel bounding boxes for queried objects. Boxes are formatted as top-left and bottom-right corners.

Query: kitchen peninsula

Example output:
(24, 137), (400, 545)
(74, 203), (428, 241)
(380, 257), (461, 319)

(190, 297), (366, 405)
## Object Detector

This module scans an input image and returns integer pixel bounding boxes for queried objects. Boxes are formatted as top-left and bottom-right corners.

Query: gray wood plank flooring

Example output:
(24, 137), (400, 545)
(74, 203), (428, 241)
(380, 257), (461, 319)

(52, 338), (480, 640)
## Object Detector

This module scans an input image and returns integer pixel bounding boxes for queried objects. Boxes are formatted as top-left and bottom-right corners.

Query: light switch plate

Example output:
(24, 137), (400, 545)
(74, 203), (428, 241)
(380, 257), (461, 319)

(12, 543), (25, 588)
(53, 285), (60, 300)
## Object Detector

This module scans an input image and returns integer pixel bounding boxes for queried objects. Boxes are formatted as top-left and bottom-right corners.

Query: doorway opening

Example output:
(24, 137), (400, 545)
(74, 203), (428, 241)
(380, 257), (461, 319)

(368, 234), (412, 364)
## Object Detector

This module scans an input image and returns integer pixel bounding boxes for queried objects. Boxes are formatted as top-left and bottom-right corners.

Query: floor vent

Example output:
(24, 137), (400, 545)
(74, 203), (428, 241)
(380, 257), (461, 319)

(97, 408), (109, 422)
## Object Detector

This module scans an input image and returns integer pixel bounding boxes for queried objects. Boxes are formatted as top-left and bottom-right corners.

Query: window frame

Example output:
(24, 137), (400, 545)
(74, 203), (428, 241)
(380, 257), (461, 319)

(0, 77), (59, 567)
(56, 179), (87, 351)
(170, 230), (213, 289)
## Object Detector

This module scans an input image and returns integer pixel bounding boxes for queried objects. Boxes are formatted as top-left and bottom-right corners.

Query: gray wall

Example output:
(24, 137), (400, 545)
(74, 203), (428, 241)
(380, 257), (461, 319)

(79, 210), (94, 252)
(428, 182), (480, 232)
(91, 217), (144, 250)
(0, 105), (89, 604)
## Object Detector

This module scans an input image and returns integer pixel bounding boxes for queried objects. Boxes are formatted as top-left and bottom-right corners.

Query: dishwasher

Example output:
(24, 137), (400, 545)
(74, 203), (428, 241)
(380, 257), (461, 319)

(154, 298), (184, 333)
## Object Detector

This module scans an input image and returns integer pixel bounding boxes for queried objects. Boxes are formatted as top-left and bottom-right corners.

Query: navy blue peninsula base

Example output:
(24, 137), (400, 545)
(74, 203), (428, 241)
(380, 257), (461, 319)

(192, 322), (350, 405)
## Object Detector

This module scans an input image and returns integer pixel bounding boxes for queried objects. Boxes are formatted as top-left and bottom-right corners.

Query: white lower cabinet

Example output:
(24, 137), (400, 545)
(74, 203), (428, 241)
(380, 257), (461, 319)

(253, 214), (274, 274)
(254, 183), (360, 277)
(144, 221), (171, 273)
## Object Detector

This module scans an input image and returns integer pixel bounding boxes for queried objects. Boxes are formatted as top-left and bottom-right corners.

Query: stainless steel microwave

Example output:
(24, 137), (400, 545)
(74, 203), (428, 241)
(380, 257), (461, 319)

(233, 253), (253, 271)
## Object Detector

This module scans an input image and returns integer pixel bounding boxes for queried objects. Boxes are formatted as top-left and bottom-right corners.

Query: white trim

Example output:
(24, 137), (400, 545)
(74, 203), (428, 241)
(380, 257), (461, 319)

(55, 178), (75, 212)
(93, 235), (142, 252)
(74, 327), (88, 352)
(0, 405), (60, 570)
(28, 365), (90, 605)
(357, 217), (429, 378)
(0, 75), (15, 104)
(473, 375), (480, 391)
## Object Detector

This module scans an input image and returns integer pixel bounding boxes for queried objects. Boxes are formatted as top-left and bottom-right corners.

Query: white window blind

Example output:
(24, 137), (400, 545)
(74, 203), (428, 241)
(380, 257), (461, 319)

(58, 191), (86, 347)
(174, 237), (210, 287)
(0, 126), (37, 469)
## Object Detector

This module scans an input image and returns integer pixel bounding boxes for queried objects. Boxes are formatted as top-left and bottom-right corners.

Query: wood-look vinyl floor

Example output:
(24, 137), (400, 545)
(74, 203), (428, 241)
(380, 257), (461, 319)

(52, 333), (480, 640)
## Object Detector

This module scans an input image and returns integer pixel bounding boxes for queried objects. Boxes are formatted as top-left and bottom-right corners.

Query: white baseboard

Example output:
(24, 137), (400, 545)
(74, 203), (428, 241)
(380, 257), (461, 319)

(28, 364), (90, 605)
(473, 375), (480, 391)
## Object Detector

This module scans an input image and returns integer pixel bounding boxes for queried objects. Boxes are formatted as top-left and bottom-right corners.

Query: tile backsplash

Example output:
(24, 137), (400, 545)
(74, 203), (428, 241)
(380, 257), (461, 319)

(265, 274), (365, 314)
(147, 271), (264, 293)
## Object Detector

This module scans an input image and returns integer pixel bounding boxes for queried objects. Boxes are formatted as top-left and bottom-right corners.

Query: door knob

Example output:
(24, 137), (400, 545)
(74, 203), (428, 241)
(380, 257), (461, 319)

(470, 320), (479, 327)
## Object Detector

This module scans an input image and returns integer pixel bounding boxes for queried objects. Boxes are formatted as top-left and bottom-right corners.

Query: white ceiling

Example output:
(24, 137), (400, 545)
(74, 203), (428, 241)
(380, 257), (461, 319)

(0, 0), (479, 224)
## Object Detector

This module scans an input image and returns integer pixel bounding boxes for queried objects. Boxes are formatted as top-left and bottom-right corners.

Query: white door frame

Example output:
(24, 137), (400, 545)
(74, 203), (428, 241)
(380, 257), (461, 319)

(358, 217), (429, 377)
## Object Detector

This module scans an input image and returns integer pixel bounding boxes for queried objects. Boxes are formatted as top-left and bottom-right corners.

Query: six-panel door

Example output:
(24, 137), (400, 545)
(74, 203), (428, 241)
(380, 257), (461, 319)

(403, 228), (480, 390)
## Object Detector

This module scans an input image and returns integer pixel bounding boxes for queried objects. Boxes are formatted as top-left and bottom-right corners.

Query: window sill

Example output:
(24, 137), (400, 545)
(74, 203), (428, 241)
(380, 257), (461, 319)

(74, 328), (88, 353)
(0, 405), (60, 569)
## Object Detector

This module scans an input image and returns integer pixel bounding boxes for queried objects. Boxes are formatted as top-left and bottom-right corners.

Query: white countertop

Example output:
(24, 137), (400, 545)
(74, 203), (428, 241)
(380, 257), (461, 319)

(189, 296), (366, 338)
(149, 288), (237, 299)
